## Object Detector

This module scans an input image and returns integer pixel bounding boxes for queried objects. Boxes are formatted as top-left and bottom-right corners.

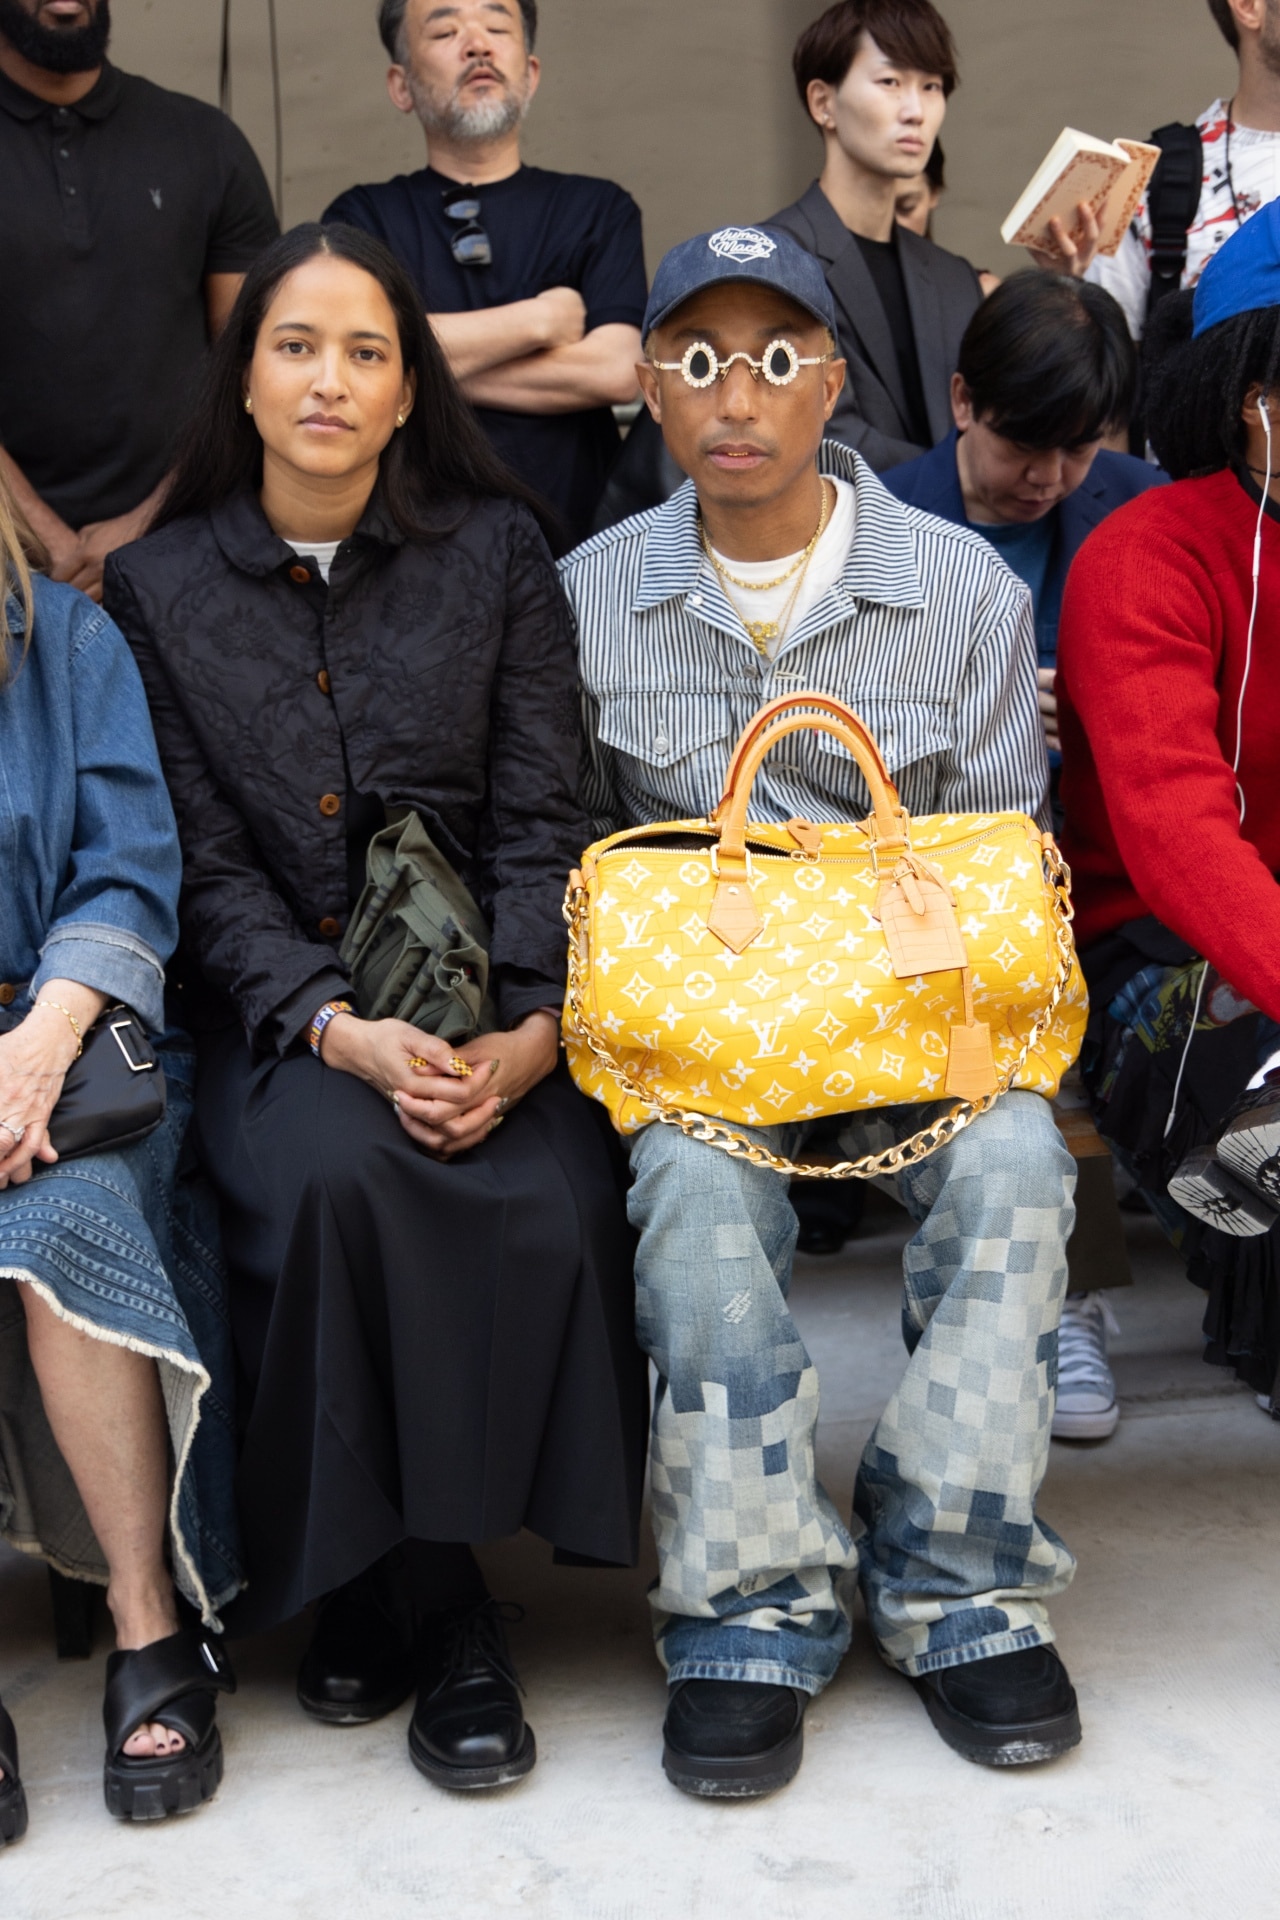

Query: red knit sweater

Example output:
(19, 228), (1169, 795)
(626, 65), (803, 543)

(1058, 469), (1280, 1023)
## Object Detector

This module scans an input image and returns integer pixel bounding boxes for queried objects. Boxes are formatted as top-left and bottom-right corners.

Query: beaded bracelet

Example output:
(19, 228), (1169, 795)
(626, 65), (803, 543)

(309, 999), (354, 1059)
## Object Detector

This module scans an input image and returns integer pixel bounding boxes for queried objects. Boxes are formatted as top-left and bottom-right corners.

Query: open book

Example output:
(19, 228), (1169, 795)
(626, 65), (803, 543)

(1001, 129), (1161, 257)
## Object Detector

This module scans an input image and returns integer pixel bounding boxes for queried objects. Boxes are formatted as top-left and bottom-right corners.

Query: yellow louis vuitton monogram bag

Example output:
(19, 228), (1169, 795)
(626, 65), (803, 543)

(562, 693), (1087, 1179)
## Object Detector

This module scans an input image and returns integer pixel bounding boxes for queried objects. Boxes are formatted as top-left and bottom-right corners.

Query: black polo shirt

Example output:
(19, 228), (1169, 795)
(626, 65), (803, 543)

(0, 62), (277, 528)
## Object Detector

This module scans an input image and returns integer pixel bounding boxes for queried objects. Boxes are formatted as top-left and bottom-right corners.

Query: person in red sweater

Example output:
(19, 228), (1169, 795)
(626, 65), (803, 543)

(1058, 201), (1280, 1412)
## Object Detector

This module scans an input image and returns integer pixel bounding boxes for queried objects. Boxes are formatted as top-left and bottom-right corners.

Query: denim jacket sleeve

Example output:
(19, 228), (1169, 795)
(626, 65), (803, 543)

(30, 590), (181, 1032)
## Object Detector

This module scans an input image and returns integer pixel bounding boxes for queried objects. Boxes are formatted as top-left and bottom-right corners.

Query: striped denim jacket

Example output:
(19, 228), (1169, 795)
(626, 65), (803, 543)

(559, 441), (1049, 843)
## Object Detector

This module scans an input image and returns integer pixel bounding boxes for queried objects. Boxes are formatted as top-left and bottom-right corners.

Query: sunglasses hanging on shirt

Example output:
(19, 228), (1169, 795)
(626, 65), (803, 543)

(441, 186), (493, 268)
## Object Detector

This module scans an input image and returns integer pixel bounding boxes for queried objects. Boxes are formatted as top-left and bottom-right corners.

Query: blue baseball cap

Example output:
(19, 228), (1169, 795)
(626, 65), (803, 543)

(642, 225), (839, 340)
(1193, 198), (1280, 337)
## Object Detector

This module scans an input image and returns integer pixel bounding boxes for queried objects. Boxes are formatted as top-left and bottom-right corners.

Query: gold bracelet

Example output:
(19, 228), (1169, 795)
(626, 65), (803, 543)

(34, 999), (84, 1059)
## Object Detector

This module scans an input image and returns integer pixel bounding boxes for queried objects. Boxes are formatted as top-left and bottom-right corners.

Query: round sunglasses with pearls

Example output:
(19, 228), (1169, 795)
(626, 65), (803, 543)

(648, 338), (833, 389)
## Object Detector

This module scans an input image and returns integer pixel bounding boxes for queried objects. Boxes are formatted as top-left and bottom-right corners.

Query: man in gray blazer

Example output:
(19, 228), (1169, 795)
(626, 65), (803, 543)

(767, 0), (982, 471)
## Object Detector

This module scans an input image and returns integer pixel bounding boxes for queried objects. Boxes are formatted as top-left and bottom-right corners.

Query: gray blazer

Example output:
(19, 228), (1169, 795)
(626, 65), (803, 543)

(766, 180), (983, 473)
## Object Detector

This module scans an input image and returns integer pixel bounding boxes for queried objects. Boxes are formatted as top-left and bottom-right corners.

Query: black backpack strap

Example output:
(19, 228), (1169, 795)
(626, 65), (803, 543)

(1145, 122), (1204, 318)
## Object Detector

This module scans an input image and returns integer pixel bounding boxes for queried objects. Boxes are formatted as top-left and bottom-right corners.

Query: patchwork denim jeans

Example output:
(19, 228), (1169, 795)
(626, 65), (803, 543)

(626, 1090), (1077, 1692)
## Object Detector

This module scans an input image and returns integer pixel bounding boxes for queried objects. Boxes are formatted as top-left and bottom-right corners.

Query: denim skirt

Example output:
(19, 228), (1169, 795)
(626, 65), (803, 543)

(0, 1039), (242, 1623)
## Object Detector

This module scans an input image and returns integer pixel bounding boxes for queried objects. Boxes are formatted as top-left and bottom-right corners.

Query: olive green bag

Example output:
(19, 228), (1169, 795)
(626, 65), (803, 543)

(338, 809), (497, 1043)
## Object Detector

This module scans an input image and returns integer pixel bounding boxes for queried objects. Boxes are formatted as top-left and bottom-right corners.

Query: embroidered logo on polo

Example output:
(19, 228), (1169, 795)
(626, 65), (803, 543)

(564, 811), (1087, 1135)
(707, 227), (777, 263)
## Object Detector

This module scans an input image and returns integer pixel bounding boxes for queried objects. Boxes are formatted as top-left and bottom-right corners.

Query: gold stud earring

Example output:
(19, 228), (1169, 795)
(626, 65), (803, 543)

(244, 396), (253, 415)
(396, 412), (406, 428)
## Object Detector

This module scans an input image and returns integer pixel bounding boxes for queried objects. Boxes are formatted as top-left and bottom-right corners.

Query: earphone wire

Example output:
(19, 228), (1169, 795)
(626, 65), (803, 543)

(1234, 394), (1270, 826)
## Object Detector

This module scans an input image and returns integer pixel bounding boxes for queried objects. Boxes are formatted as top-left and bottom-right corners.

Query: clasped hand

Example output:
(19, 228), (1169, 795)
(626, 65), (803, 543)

(320, 1010), (559, 1159)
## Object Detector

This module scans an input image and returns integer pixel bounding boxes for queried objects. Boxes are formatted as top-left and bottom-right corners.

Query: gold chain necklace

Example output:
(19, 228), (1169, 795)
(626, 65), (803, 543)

(700, 482), (833, 657)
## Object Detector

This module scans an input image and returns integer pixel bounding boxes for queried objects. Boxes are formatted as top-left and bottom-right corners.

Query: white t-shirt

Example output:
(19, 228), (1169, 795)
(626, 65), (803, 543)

(707, 476), (856, 660)
(1088, 100), (1280, 339)
(283, 537), (343, 583)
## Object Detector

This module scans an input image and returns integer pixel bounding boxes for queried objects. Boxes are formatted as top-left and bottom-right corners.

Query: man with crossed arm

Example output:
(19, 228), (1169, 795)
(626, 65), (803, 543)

(559, 226), (1082, 1797)
(327, 0), (646, 546)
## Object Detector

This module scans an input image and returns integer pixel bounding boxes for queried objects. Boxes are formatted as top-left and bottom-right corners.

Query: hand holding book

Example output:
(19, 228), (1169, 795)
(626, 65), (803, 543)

(1029, 200), (1103, 279)
(1002, 129), (1161, 275)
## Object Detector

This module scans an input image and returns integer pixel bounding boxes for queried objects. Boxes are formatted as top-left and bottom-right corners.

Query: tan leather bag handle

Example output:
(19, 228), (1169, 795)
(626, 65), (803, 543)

(717, 708), (906, 861)
(712, 693), (899, 827)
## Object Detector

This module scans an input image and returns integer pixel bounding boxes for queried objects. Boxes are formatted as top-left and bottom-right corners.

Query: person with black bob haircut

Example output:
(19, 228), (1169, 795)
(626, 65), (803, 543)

(103, 221), (646, 1795)
(1057, 203), (1280, 1420)
(884, 272), (1163, 766)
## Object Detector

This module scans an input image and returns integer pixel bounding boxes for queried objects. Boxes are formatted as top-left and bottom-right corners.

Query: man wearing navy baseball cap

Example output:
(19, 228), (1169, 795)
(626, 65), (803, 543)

(560, 226), (1082, 1795)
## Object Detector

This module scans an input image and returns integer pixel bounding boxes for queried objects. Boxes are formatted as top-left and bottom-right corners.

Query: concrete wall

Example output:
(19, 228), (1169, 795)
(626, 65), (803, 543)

(112, 0), (1235, 274)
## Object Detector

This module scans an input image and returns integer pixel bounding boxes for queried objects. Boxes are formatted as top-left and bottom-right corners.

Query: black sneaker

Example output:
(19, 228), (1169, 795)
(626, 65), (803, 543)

(1169, 1075), (1280, 1237)
(1167, 1145), (1279, 1237)
(912, 1645), (1081, 1767)
(409, 1599), (535, 1791)
(662, 1680), (805, 1799)
(1216, 1081), (1280, 1204)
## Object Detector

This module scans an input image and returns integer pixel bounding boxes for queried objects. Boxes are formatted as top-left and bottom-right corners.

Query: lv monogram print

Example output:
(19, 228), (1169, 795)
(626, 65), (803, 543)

(564, 812), (1087, 1135)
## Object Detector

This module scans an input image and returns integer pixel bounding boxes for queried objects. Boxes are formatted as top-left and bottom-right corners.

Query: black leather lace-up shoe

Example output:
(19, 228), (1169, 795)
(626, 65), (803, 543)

(296, 1562), (415, 1726)
(662, 1679), (806, 1798)
(409, 1599), (535, 1790)
(912, 1644), (1081, 1766)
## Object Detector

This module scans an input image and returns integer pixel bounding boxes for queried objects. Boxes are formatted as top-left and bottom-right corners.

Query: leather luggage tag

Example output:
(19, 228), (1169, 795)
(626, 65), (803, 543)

(876, 863), (967, 979)
(786, 818), (824, 854)
(944, 1018), (999, 1098)
(707, 870), (764, 953)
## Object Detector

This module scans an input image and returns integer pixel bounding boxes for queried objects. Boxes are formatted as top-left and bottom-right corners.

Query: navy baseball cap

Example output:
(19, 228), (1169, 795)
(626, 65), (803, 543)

(1193, 199), (1280, 337)
(643, 225), (839, 340)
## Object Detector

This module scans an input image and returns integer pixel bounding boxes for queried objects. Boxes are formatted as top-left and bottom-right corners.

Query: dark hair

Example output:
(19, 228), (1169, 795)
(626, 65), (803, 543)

(1207, 0), (1239, 50)
(955, 272), (1136, 448)
(1141, 287), (1280, 478)
(377, 0), (537, 60)
(793, 0), (958, 113)
(156, 223), (550, 543)
(925, 135), (945, 192)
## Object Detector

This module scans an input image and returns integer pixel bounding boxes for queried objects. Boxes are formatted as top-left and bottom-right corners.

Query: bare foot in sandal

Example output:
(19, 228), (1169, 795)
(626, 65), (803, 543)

(110, 1581), (187, 1759)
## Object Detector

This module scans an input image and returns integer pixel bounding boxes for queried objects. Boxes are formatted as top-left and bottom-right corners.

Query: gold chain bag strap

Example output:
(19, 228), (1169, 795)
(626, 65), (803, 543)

(563, 694), (1086, 1179)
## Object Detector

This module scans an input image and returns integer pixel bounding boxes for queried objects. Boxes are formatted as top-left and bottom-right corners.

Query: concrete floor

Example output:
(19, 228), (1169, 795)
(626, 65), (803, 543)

(2, 1198), (1278, 1919)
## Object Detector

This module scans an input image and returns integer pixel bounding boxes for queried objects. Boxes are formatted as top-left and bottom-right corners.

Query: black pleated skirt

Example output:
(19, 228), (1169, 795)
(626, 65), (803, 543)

(193, 1036), (647, 1634)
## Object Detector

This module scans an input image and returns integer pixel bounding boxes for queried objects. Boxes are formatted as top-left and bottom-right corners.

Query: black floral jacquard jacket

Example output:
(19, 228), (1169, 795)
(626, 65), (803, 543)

(104, 487), (588, 1053)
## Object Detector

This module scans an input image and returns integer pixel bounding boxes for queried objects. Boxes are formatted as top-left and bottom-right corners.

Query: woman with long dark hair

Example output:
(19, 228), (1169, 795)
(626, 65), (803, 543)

(104, 223), (645, 1791)
(1057, 205), (1280, 1416)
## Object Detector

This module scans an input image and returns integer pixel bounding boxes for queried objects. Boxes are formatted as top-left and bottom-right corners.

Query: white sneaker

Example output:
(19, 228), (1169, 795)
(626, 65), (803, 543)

(1052, 1292), (1120, 1440)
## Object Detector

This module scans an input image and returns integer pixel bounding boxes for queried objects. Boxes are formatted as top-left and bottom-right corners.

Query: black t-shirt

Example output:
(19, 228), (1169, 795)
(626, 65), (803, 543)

(852, 228), (931, 449)
(324, 164), (647, 546)
(0, 63), (277, 527)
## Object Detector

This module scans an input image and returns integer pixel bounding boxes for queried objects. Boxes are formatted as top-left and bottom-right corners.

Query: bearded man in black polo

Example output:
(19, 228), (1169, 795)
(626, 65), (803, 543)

(0, 0), (277, 599)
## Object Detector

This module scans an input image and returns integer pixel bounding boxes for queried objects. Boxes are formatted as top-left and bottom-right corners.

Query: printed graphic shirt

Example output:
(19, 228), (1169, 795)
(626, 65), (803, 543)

(1089, 100), (1280, 338)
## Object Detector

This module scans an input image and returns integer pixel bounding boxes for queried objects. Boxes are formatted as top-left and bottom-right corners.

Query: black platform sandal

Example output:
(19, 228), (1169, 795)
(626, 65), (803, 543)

(103, 1627), (236, 1822)
(0, 1698), (28, 1846)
